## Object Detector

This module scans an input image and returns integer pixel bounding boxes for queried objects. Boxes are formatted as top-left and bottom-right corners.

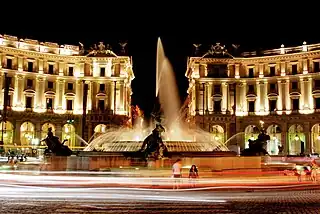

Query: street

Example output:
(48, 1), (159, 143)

(0, 185), (320, 213)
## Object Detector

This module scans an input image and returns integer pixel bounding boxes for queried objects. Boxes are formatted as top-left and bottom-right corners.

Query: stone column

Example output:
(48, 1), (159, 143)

(124, 82), (127, 115)
(59, 61), (65, 76)
(277, 80), (283, 112)
(242, 83), (247, 113)
(120, 81), (124, 113)
(303, 78), (310, 110)
(280, 61), (286, 76)
(256, 81), (261, 112)
(113, 81), (117, 114)
(259, 81), (266, 112)
(303, 58), (308, 74)
(304, 122), (311, 154)
(284, 80), (290, 111)
(222, 83), (227, 113)
(38, 58), (44, 74)
(74, 80), (83, 114)
(35, 76), (45, 111)
(300, 78), (305, 111)
(17, 56), (23, 72)
(263, 81), (268, 112)
(86, 81), (93, 111)
(235, 83), (243, 114)
(259, 63), (264, 77)
(308, 78), (314, 110)
(55, 79), (65, 111)
(281, 122), (288, 155)
(13, 74), (25, 109)
(235, 64), (240, 78)
(195, 82), (200, 114)
(14, 121), (21, 145)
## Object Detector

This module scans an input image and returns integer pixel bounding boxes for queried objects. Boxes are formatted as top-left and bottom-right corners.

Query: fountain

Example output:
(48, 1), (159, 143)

(42, 127), (72, 156)
(241, 121), (270, 156)
(83, 38), (231, 156)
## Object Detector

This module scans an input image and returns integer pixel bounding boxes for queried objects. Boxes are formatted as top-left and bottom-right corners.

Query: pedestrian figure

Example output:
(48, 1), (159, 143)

(311, 160), (318, 182)
(188, 165), (199, 187)
(172, 159), (182, 189)
(294, 168), (301, 182)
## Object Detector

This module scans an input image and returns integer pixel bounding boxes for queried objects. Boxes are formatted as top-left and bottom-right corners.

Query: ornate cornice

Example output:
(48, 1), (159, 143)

(0, 46), (131, 63)
(189, 50), (320, 64)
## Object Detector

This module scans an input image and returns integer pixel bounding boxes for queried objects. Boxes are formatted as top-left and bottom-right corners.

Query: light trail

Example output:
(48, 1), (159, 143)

(0, 170), (315, 192)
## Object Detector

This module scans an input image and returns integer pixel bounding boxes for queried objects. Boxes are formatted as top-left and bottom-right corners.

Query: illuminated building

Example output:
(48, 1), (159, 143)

(0, 34), (134, 152)
(185, 42), (320, 155)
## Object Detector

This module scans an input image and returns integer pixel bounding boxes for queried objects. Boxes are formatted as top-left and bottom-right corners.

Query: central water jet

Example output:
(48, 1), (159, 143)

(84, 38), (230, 154)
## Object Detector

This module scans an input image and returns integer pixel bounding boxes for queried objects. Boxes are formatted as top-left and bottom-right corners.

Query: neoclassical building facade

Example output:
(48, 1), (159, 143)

(185, 42), (320, 155)
(0, 34), (134, 152)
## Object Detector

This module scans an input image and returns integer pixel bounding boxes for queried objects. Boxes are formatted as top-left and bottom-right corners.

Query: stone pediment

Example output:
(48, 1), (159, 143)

(290, 91), (301, 96)
(45, 91), (56, 96)
(96, 92), (107, 97)
(24, 89), (35, 94)
(268, 92), (278, 98)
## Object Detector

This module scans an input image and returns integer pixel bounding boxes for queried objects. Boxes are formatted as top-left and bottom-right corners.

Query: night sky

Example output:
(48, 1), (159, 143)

(2, 12), (319, 118)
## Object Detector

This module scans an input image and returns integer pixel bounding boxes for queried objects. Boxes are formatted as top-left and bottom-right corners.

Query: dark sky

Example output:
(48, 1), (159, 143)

(2, 10), (319, 117)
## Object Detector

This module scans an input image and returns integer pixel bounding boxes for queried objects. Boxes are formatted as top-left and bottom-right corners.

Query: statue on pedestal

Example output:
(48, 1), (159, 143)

(139, 119), (168, 162)
(42, 127), (72, 156)
(242, 124), (270, 156)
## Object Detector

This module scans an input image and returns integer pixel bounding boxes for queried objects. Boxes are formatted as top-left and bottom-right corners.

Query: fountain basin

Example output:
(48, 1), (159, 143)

(85, 140), (230, 152)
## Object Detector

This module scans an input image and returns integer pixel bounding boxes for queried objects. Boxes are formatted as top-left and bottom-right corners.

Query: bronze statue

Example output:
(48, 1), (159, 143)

(241, 128), (270, 156)
(42, 127), (72, 156)
(139, 126), (167, 161)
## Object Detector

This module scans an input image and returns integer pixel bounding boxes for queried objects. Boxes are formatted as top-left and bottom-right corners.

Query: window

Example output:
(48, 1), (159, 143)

(207, 64), (228, 78)
(46, 98), (53, 110)
(98, 100), (105, 111)
(248, 101), (255, 112)
(100, 67), (105, 76)
(248, 85), (254, 93)
(99, 84), (105, 92)
(67, 100), (73, 110)
(248, 68), (254, 78)
(28, 61), (33, 72)
(27, 79), (33, 88)
(48, 81), (53, 89)
(6, 58), (12, 69)
(292, 64), (298, 75)
(270, 66), (276, 76)
(214, 85), (221, 94)
(214, 100), (221, 112)
(68, 67), (74, 76)
(292, 99), (299, 111)
(48, 64), (54, 74)
(315, 98), (320, 109)
(315, 80), (320, 89)
(269, 100), (277, 112)
(314, 61), (320, 72)
(270, 83), (276, 91)
(67, 83), (73, 90)
(26, 97), (33, 108)
(292, 82), (298, 90)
